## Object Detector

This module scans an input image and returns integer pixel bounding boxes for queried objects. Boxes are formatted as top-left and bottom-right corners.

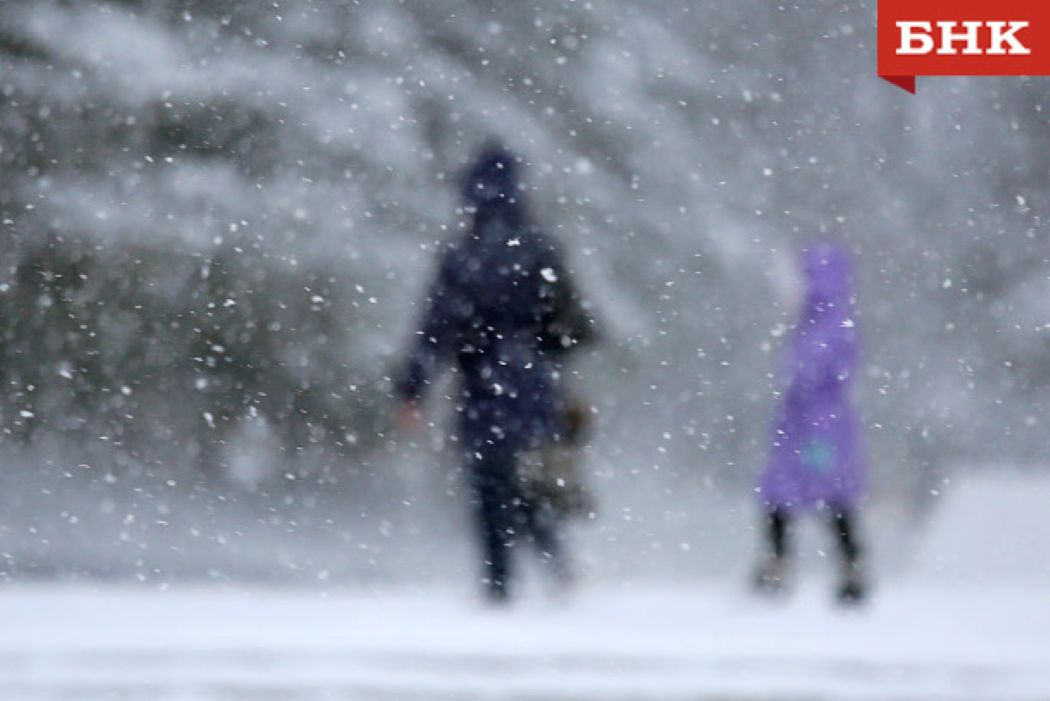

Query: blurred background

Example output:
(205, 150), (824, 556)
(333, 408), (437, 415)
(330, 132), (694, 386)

(1, 1), (1050, 698)
(6, 0), (1050, 696)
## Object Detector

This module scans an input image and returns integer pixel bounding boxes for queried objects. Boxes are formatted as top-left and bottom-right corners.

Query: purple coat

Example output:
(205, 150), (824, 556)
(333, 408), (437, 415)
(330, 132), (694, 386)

(759, 244), (865, 512)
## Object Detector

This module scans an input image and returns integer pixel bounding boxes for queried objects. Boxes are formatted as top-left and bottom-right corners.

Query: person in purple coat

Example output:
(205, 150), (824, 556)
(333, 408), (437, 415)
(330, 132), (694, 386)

(755, 242), (867, 604)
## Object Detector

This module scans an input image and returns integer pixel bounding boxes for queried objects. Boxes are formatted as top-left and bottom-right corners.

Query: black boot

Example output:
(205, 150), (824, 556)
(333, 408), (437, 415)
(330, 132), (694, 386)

(753, 554), (789, 596)
(484, 578), (510, 606)
(836, 560), (866, 605)
(754, 508), (790, 595)
(830, 509), (866, 605)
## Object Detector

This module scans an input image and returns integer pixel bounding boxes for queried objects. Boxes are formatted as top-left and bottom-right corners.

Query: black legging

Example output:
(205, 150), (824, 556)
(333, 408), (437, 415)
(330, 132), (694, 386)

(468, 441), (562, 598)
(767, 507), (861, 566)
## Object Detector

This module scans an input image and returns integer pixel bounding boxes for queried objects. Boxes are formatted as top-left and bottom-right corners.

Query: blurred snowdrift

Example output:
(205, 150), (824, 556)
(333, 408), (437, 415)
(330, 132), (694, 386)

(916, 471), (1050, 583)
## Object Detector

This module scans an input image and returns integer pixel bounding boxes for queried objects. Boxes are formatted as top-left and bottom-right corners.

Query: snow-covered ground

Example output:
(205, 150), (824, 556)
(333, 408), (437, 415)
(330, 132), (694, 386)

(3, 579), (1048, 700)
(3, 473), (1048, 700)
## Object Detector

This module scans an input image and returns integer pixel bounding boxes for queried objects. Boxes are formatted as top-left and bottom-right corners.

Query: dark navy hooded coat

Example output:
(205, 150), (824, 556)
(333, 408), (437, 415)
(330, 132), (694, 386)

(396, 147), (568, 452)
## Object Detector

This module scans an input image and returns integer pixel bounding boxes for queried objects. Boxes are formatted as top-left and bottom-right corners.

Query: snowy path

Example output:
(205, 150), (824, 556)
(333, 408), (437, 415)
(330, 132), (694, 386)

(2, 582), (1047, 700)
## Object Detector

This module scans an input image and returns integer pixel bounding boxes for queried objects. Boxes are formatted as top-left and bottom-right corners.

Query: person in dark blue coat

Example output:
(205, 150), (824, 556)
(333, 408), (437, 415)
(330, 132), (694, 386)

(395, 144), (589, 602)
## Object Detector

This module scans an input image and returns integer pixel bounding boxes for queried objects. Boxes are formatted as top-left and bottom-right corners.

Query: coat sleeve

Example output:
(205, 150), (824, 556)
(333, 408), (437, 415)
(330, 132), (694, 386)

(395, 253), (462, 402)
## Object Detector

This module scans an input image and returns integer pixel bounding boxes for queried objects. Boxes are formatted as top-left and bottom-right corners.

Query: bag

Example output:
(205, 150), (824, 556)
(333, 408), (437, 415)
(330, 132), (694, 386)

(516, 401), (594, 520)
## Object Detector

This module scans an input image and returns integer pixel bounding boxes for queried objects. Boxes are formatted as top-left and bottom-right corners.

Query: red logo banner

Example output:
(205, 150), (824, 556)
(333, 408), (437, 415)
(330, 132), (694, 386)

(878, 0), (1050, 93)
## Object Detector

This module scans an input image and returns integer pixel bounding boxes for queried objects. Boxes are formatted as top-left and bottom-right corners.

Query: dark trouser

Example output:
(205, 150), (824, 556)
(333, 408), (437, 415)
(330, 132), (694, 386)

(766, 506), (861, 567)
(469, 442), (561, 599)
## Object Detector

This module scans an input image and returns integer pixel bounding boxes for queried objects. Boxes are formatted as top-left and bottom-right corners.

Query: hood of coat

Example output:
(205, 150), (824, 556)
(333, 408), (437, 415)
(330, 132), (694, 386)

(461, 143), (522, 208)
(800, 241), (853, 319)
